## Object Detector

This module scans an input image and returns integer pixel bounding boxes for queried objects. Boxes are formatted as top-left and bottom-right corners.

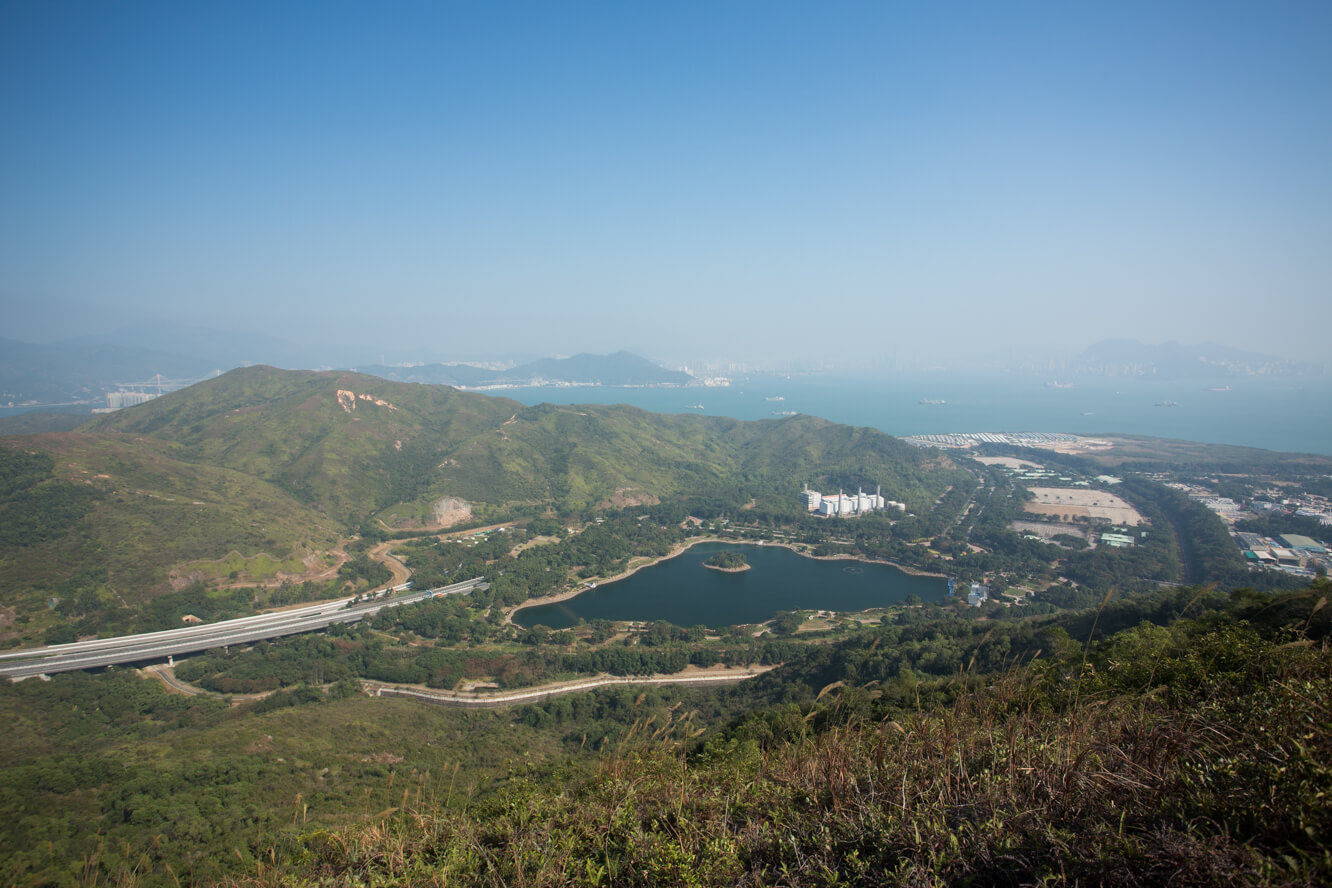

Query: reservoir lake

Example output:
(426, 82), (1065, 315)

(513, 542), (948, 630)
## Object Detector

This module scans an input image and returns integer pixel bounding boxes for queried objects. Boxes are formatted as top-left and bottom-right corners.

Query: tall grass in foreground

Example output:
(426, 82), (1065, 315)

(218, 619), (1330, 887)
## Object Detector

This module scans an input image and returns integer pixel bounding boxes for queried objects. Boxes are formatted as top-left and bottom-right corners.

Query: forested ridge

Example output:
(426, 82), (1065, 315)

(1, 366), (968, 646)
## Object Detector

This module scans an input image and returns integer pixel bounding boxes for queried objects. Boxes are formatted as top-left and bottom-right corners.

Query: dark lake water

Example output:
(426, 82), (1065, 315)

(513, 542), (948, 629)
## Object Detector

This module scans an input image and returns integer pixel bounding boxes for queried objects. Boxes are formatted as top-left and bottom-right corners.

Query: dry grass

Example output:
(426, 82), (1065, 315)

(217, 619), (1331, 888)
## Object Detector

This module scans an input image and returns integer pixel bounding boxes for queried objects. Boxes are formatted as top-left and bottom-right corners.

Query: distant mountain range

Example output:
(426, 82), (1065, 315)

(0, 323), (690, 409)
(1068, 339), (1324, 379)
(357, 351), (693, 388)
(4, 327), (1321, 410)
(0, 336), (222, 406)
(0, 323), (340, 408)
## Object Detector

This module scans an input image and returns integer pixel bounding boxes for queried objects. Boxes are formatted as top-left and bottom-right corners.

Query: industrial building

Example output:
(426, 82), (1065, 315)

(1280, 534), (1328, 555)
(800, 484), (904, 517)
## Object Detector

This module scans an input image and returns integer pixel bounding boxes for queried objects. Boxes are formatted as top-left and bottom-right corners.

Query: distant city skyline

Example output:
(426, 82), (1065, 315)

(2, 2), (1328, 365)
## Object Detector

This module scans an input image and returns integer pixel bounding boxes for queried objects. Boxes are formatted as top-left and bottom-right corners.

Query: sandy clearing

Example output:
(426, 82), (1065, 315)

(1023, 487), (1144, 525)
(973, 456), (1043, 468)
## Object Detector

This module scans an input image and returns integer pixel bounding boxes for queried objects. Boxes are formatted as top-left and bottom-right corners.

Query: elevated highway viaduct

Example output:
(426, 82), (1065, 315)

(0, 578), (485, 681)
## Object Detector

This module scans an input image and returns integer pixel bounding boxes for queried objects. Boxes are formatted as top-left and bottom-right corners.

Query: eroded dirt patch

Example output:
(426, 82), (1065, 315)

(432, 496), (473, 527)
(598, 488), (660, 510)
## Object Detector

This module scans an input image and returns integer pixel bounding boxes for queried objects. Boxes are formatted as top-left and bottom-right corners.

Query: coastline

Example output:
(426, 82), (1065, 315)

(505, 536), (947, 621)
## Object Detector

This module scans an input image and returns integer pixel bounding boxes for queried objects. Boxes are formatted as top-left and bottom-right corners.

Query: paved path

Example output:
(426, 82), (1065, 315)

(365, 666), (775, 709)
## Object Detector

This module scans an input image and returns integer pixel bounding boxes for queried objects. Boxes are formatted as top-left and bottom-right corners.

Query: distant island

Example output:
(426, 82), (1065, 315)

(704, 551), (750, 572)
(356, 351), (694, 389)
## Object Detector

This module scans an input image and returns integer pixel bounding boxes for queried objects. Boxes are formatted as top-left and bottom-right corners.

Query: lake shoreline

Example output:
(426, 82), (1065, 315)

(507, 536), (947, 622)
(504, 538), (712, 622)
(703, 561), (751, 573)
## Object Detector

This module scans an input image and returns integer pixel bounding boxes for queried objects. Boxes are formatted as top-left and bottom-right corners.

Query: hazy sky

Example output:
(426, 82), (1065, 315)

(2, 1), (1329, 365)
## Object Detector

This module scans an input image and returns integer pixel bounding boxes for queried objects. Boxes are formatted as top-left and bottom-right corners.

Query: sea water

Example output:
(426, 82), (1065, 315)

(502, 372), (1332, 456)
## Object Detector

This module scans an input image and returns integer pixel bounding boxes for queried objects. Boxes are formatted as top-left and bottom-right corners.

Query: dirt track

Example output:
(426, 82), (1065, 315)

(364, 665), (776, 709)
(144, 662), (773, 709)
(367, 540), (412, 587)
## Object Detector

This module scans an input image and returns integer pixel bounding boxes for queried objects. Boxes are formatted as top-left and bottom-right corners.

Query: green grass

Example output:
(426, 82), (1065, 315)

(183, 550), (312, 584)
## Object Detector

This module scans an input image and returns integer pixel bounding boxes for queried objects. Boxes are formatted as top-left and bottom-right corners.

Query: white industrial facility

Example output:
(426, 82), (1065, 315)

(801, 484), (905, 517)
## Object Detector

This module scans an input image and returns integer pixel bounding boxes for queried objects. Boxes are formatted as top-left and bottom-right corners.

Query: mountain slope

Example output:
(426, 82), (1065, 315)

(0, 432), (341, 633)
(2, 366), (966, 640)
(91, 366), (959, 522)
(89, 366), (520, 524)
(221, 594), (1332, 888)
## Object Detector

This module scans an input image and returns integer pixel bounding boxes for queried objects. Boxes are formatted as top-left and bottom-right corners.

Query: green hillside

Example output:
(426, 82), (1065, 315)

(90, 366), (520, 525)
(1, 366), (966, 643)
(91, 367), (961, 523)
(0, 432), (342, 641)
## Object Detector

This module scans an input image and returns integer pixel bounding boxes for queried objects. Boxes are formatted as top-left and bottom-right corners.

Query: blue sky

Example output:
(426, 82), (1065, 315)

(1, 1), (1328, 365)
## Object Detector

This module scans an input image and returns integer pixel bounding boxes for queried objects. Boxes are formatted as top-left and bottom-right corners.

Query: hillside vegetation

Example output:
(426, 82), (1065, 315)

(92, 367), (958, 522)
(224, 587), (1332, 888)
(0, 434), (342, 640)
(3, 579), (1327, 887)
(1, 367), (965, 642)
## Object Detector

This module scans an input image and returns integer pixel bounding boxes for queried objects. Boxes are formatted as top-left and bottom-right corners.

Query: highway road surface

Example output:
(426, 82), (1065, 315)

(0, 578), (485, 680)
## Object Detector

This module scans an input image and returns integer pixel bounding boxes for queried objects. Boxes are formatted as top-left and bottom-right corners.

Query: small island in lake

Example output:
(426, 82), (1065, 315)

(703, 551), (751, 572)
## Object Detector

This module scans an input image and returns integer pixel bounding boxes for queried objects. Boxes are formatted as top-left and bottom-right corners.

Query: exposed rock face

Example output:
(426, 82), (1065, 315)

(432, 496), (472, 527)
(336, 389), (399, 413)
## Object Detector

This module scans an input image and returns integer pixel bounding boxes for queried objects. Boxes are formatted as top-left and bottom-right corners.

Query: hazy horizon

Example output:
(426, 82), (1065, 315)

(3, 2), (1328, 366)
(4, 321), (1322, 379)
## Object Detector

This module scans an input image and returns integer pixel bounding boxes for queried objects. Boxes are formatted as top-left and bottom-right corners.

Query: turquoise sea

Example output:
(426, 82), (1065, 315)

(503, 372), (1332, 457)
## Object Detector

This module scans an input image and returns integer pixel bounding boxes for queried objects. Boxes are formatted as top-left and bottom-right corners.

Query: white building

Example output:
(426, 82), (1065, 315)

(819, 494), (855, 516)
(804, 484), (897, 517)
